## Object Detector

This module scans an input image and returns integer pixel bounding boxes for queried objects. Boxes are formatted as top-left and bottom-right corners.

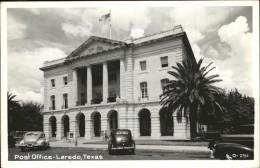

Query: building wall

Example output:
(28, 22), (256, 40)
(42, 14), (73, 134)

(43, 102), (190, 140)
(132, 38), (183, 102)
(41, 30), (193, 141)
(43, 65), (69, 111)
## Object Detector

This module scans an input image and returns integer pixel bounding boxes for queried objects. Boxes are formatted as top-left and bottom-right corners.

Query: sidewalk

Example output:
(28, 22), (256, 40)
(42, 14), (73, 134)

(49, 139), (209, 152)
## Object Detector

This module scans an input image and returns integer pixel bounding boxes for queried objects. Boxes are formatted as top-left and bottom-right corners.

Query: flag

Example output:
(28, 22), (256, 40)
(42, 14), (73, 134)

(99, 13), (110, 22)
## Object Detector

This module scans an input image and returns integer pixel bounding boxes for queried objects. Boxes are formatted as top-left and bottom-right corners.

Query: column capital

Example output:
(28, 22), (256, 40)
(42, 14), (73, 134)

(102, 60), (108, 64)
(72, 67), (79, 70)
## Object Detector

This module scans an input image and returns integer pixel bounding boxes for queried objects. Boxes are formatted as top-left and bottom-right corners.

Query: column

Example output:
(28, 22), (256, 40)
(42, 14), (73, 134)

(120, 59), (126, 99)
(56, 121), (62, 140)
(102, 61), (108, 103)
(72, 69), (78, 106)
(87, 65), (92, 105)
(101, 117), (108, 132)
(173, 116), (189, 140)
(70, 119), (77, 139)
(44, 122), (50, 140)
(151, 116), (160, 138)
(125, 49), (134, 102)
(85, 118), (91, 140)
(133, 117), (140, 138)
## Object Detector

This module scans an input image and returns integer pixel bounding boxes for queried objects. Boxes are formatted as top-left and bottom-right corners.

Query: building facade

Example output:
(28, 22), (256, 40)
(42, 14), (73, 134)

(40, 25), (196, 140)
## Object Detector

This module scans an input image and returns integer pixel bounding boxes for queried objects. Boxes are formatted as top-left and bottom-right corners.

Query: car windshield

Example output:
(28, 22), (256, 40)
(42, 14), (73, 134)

(26, 133), (39, 136)
(115, 130), (129, 135)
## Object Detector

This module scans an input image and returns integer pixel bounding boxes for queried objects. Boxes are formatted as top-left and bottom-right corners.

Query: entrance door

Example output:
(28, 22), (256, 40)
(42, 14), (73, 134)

(139, 109), (151, 136)
(63, 115), (70, 137)
(94, 113), (101, 137)
(160, 108), (173, 136)
(110, 111), (118, 130)
(79, 114), (85, 137)
(50, 117), (56, 137)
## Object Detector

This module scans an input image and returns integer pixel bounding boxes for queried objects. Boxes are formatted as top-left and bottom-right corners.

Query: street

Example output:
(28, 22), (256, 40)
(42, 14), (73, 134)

(9, 147), (211, 161)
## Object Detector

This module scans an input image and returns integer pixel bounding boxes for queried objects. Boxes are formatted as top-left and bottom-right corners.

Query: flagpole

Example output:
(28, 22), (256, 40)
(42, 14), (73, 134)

(109, 10), (111, 39)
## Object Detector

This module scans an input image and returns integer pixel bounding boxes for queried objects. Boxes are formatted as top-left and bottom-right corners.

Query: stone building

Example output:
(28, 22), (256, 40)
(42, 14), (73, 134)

(40, 25), (196, 140)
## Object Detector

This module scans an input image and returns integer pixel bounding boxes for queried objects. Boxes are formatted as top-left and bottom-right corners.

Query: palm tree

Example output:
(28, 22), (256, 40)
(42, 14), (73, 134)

(160, 58), (225, 140)
(8, 92), (21, 135)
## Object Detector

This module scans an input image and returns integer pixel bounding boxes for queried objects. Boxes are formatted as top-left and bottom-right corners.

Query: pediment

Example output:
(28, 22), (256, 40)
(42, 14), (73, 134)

(67, 36), (126, 58)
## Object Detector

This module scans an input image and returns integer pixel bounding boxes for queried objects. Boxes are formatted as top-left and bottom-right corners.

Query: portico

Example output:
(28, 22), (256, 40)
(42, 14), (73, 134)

(73, 59), (124, 106)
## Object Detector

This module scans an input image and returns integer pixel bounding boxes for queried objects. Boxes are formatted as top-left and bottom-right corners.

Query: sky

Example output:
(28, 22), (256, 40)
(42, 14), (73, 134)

(6, 5), (256, 104)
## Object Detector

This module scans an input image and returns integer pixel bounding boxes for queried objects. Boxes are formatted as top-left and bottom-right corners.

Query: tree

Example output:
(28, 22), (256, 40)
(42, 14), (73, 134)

(216, 89), (254, 133)
(160, 58), (225, 140)
(21, 101), (43, 131)
(8, 92), (43, 134)
(7, 92), (22, 135)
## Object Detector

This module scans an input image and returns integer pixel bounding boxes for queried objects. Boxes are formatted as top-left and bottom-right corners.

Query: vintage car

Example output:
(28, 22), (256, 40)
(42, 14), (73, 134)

(108, 129), (135, 155)
(19, 131), (50, 151)
(212, 124), (254, 160)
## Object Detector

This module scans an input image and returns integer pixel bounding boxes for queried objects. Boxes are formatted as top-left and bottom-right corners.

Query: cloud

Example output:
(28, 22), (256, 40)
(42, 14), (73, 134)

(216, 16), (253, 96)
(130, 27), (144, 38)
(58, 8), (151, 38)
(8, 47), (66, 103)
(205, 46), (220, 59)
(218, 16), (252, 64)
(201, 16), (253, 96)
(11, 88), (44, 103)
(7, 15), (27, 40)
(169, 7), (231, 33)
(185, 28), (204, 45)
(28, 8), (40, 15)
(62, 22), (93, 38)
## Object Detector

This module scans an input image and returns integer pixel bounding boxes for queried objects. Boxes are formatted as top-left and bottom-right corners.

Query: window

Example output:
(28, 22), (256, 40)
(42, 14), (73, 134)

(109, 89), (116, 98)
(63, 94), (68, 109)
(81, 93), (86, 105)
(63, 76), (68, 86)
(50, 95), (55, 110)
(108, 72), (117, 83)
(140, 60), (147, 71)
(96, 92), (102, 99)
(140, 82), (148, 98)
(51, 79), (55, 88)
(161, 78), (170, 93)
(160, 56), (168, 68)
(81, 76), (86, 85)
(93, 73), (102, 86)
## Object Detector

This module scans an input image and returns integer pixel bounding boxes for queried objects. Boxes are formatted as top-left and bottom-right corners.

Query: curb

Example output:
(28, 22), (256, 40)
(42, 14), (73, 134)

(48, 143), (209, 152)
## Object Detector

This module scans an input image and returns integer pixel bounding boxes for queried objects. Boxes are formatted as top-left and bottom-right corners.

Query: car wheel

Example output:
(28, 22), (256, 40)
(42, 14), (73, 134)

(20, 147), (25, 152)
(130, 149), (135, 155)
(108, 145), (113, 155)
(42, 143), (46, 150)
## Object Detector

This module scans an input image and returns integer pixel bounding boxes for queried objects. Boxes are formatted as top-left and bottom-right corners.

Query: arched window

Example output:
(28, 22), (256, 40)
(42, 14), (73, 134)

(161, 78), (169, 93)
(140, 82), (148, 98)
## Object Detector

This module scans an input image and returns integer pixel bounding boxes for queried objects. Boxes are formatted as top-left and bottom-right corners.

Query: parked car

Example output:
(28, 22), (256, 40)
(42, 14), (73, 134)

(211, 124), (254, 160)
(108, 129), (135, 155)
(19, 132), (50, 151)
